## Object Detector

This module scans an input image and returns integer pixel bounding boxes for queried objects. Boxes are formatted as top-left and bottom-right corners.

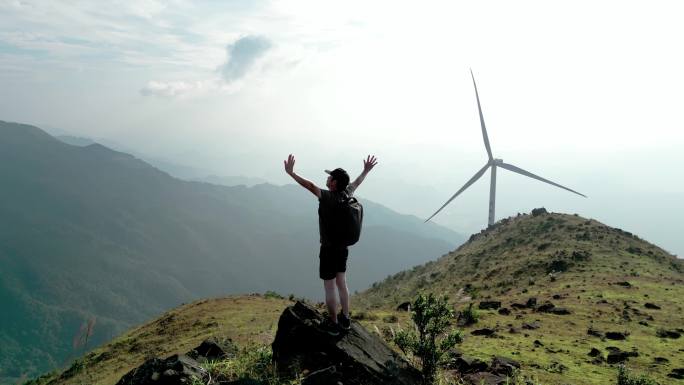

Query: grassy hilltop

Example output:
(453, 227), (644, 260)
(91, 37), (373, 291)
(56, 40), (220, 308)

(26, 211), (684, 385)
(355, 210), (684, 384)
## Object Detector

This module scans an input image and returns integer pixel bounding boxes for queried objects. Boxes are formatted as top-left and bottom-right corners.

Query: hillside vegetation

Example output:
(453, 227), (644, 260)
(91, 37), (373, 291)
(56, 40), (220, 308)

(355, 210), (684, 384)
(25, 295), (291, 385)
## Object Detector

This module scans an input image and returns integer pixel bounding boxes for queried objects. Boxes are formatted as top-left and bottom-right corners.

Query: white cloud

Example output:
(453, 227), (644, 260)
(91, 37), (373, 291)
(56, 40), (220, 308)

(140, 80), (206, 98)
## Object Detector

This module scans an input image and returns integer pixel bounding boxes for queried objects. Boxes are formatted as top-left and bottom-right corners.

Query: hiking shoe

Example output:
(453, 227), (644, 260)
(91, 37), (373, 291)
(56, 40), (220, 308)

(338, 312), (351, 331)
(320, 318), (340, 336)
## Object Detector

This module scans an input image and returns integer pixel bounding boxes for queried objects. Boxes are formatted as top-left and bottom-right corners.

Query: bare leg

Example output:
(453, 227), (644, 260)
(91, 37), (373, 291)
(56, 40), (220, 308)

(323, 279), (338, 322)
(336, 272), (350, 317)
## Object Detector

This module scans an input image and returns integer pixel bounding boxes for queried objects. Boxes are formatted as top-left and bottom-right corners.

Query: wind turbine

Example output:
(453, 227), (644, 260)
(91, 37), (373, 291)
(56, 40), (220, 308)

(426, 70), (587, 226)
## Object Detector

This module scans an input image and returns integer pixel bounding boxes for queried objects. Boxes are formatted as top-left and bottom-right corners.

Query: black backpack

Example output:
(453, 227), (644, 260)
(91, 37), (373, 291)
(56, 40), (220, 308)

(336, 193), (363, 246)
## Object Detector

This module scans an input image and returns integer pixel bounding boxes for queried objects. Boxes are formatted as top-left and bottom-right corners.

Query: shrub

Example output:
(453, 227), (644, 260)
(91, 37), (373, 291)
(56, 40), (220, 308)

(393, 293), (463, 385)
(457, 303), (479, 326)
(616, 365), (659, 385)
(264, 290), (284, 300)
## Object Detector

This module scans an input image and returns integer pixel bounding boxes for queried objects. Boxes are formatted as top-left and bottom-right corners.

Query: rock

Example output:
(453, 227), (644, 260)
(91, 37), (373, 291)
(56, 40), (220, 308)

(115, 354), (207, 385)
(588, 348), (602, 357)
(536, 302), (555, 313)
(548, 260), (570, 273)
(656, 329), (681, 339)
(271, 301), (421, 385)
(533, 340), (544, 348)
(548, 307), (571, 315)
(605, 331), (629, 340)
(471, 328), (497, 337)
(490, 356), (520, 377)
(186, 337), (237, 363)
(446, 356), (489, 373)
(644, 302), (661, 310)
(668, 368), (684, 379)
(525, 298), (537, 309)
(615, 281), (632, 288)
(479, 301), (501, 310)
(531, 207), (548, 216)
(462, 372), (508, 385)
(498, 308), (511, 316)
(606, 349), (638, 364)
(522, 321), (541, 330)
(396, 302), (411, 312)
(653, 357), (669, 365)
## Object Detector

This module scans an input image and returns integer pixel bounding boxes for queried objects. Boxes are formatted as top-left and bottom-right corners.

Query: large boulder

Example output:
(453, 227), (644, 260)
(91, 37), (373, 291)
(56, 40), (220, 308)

(272, 301), (422, 385)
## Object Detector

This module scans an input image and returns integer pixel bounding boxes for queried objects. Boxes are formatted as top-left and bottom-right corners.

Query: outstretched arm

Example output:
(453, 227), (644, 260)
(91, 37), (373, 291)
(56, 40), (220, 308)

(349, 155), (378, 190)
(284, 154), (321, 198)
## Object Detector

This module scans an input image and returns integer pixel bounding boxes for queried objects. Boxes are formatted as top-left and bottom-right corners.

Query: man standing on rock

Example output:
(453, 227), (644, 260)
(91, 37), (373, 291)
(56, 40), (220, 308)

(284, 154), (377, 335)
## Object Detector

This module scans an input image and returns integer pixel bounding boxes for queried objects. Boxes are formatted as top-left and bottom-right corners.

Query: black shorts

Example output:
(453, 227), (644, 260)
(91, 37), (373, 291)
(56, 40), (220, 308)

(319, 245), (349, 280)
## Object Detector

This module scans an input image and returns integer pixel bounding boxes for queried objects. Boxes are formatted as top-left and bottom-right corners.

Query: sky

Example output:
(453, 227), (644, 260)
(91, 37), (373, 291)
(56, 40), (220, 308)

(1, 0), (683, 256)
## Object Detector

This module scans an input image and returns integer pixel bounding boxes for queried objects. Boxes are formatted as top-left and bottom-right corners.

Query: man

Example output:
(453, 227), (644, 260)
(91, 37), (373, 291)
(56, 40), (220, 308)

(284, 154), (378, 335)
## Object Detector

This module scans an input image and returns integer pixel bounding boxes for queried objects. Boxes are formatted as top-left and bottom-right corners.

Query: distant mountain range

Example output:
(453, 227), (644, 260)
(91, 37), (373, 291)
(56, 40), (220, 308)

(0, 120), (464, 383)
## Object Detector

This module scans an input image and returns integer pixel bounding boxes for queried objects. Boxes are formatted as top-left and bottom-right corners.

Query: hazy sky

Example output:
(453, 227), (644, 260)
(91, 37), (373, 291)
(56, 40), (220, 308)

(1, 1), (683, 255)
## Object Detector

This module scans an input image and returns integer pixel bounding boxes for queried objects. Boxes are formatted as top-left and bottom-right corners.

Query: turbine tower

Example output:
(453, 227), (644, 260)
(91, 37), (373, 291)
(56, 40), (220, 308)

(426, 70), (587, 226)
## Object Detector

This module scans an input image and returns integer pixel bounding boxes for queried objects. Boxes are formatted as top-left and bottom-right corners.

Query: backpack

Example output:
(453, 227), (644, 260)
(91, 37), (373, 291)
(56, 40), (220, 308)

(336, 193), (363, 246)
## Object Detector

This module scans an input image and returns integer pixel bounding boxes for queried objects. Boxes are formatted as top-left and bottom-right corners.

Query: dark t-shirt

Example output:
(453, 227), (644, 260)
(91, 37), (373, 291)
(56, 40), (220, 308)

(318, 185), (356, 246)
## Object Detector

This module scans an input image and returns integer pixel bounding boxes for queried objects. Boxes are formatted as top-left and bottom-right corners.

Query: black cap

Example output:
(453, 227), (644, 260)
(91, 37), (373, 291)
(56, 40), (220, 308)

(324, 168), (350, 190)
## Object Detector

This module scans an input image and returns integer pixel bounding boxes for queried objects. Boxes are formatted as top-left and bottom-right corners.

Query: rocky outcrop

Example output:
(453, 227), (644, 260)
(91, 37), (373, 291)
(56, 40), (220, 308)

(271, 301), (422, 385)
(443, 355), (521, 385)
(606, 347), (638, 364)
(186, 336), (237, 363)
(115, 338), (238, 385)
(478, 301), (501, 310)
(115, 354), (207, 385)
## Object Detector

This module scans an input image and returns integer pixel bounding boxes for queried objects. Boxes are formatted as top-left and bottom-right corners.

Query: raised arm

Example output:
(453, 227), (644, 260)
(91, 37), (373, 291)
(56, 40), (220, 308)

(284, 154), (321, 198)
(349, 155), (378, 190)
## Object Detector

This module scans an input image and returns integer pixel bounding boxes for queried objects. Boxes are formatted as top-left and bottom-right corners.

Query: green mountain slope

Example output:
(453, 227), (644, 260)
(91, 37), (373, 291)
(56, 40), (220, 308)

(355, 211), (684, 384)
(0, 120), (464, 384)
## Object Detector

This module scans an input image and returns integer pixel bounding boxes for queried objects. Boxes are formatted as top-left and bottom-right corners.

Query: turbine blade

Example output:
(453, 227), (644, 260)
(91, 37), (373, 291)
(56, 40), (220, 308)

(425, 163), (491, 222)
(498, 162), (587, 198)
(471, 69), (493, 161)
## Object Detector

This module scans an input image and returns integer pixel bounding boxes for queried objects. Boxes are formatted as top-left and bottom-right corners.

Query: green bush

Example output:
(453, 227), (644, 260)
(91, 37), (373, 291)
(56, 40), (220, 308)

(264, 290), (284, 300)
(393, 293), (463, 385)
(457, 303), (479, 326)
(616, 365), (659, 385)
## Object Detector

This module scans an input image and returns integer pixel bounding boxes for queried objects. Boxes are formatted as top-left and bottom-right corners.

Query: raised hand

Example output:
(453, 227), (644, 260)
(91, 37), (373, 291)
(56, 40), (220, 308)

(362, 155), (378, 173)
(284, 154), (295, 175)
